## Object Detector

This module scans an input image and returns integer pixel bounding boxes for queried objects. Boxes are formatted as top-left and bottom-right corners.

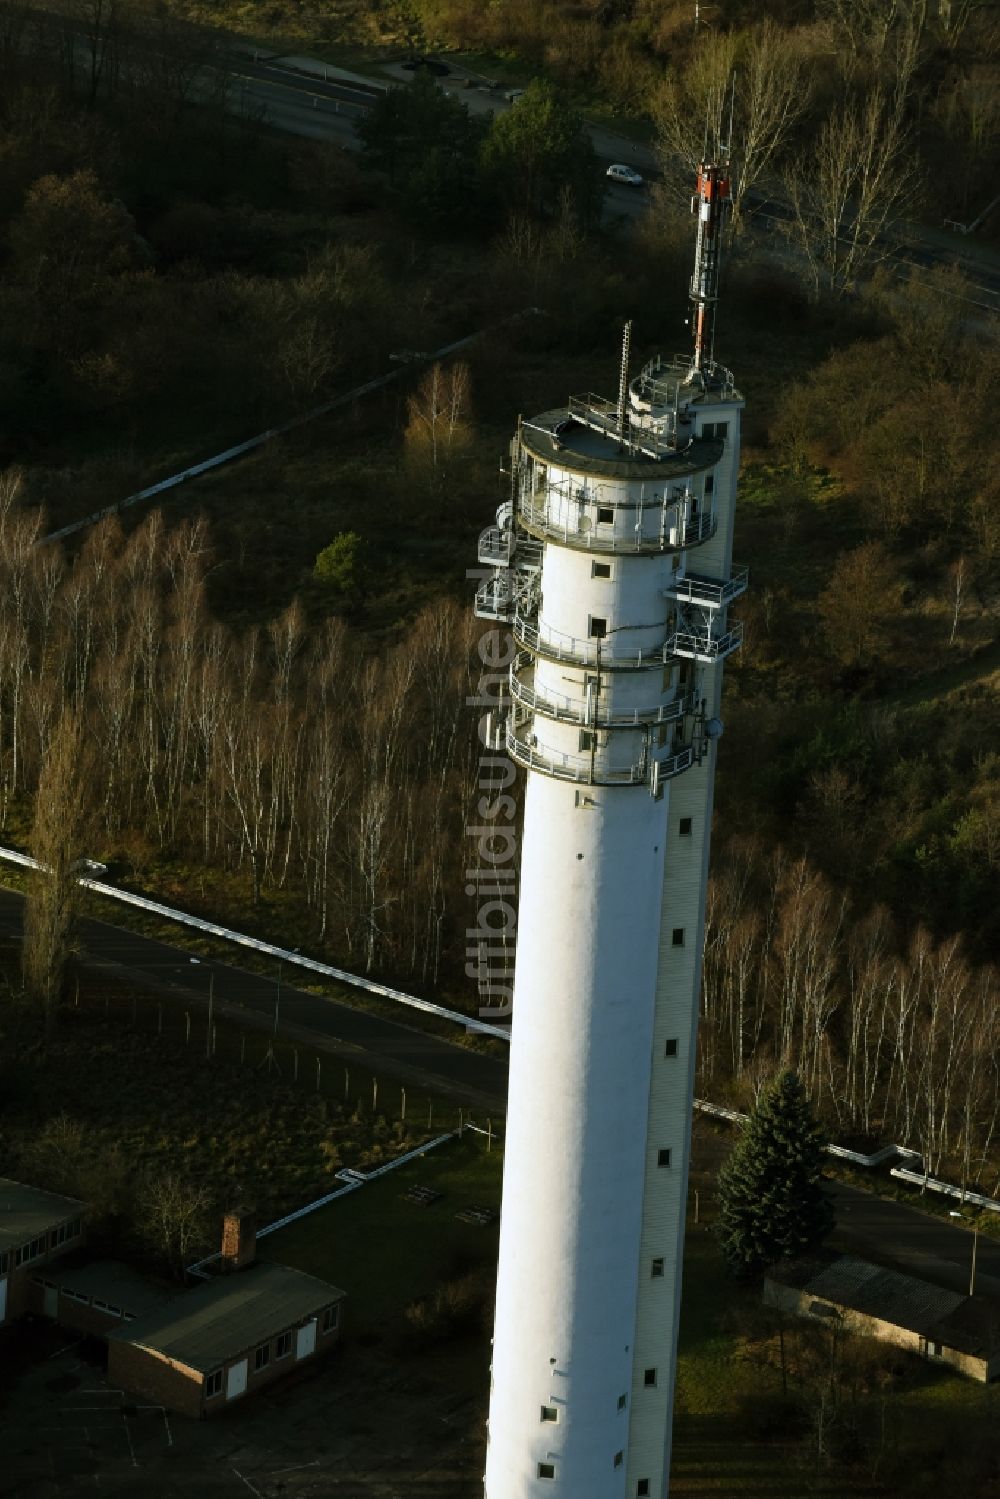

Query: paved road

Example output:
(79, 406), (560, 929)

(234, 59), (1000, 310)
(828, 1179), (1000, 1303)
(0, 886), (508, 1115)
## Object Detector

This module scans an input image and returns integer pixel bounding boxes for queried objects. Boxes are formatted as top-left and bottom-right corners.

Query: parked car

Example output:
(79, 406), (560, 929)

(606, 163), (644, 187)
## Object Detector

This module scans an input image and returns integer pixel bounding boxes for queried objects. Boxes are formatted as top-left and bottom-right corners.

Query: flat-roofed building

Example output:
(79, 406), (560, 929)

(31, 1257), (176, 1338)
(108, 1261), (346, 1416)
(0, 1177), (85, 1325)
(765, 1256), (1000, 1383)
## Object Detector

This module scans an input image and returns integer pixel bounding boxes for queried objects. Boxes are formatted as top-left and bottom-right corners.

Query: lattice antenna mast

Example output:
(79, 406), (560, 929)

(616, 319), (632, 442)
(689, 151), (731, 374)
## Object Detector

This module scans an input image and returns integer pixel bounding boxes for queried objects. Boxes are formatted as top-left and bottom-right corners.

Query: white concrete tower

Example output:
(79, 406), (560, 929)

(475, 161), (745, 1499)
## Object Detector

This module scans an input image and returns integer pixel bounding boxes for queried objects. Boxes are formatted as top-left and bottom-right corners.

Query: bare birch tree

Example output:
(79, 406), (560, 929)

(785, 86), (917, 298)
(22, 709), (93, 1034)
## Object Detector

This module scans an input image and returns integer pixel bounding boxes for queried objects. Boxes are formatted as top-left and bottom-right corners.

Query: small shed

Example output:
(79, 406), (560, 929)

(0, 1177), (85, 1326)
(108, 1261), (345, 1416)
(765, 1255), (1000, 1383)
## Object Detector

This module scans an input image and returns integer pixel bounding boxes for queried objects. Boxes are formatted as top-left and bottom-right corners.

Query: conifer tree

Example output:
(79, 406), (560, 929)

(717, 1070), (834, 1277)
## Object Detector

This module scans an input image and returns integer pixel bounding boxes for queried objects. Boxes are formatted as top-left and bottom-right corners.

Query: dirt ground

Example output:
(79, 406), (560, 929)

(0, 1320), (488, 1498)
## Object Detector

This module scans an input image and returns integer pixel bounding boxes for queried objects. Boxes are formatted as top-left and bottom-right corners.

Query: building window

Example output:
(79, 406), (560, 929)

(644, 1368), (657, 1387)
(638, 1482), (651, 1496)
(597, 507), (614, 524)
(275, 1331), (292, 1360)
(614, 1451), (624, 1468)
(705, 475), (715, 494)
(664, 1039), (678, 1057)
(658, 1148), (672, 1167)
(592, 561), (612, 579)
(928, 1341), (942, 1357)
(679, 817), (692, 837)
(651, 1258), (665, 1277)
(540, 1405), (558, 1422)
(617, 1393), (628, 1410)
(49, 1230), (59, 1250)
(716, 422), (729, 440)
(206, 1370), (223, 1399)
(589, 616), (608, 639)
(538, 1462), (555, 1479)
(67, 1218), (81, 1239)
(254, 1343), (270, 1372)
(322, 1304), (340, 1333)
(671, 928), (685, 947)
(579, 730), (596, 752)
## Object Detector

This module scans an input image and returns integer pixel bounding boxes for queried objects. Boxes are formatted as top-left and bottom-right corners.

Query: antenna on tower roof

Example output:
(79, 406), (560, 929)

(687, 157), (730, 378)
(617, 320), (632, 444)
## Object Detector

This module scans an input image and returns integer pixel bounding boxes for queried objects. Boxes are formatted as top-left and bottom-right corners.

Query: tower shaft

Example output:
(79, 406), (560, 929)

(476, 162), (745, 1499)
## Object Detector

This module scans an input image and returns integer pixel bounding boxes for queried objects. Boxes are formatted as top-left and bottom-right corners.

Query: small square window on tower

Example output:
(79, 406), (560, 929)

(671, 928), (685, 947)
(589, 616), (608, 639)
(658, 1148), (672, 1167)
(664, 1038), (678, 1057)
(679, 817), (693, 837)
(638, 1482), (651, 1497)
(617, 1393), (628, 1410)
(644, 1367), (658, 1387)
(540, 1405), (558, 1422)
(597, 506), (614, 524)
(651, 1257), (664, 1277)
(705, 475), (715, 495)
(538, 1462), (556, 1479)
(592, 561), (612, 579)
(614, 1451), (624, 1468)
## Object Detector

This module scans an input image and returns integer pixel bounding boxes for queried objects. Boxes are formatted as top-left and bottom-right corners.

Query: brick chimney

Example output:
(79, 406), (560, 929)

(221, 1207), (256, 1271)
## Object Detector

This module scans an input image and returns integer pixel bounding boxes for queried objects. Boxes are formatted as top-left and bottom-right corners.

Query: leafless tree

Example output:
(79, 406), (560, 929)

(785, 86), (917, 298)
(22, 709), (93, 1034)
(139, 1170), (212, 1278)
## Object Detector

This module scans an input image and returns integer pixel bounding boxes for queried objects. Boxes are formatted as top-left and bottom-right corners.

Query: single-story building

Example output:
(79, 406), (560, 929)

(0, 1177), (85, 1325)
(30, 1257), (176, 1338)
(765, 1255), (1000, 1383)
(107, 1259), (346, 1417)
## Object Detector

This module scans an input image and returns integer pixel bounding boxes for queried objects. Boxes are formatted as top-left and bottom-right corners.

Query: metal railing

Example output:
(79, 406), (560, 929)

(478, 526), (513, 566)
(507, 720), (696, 787)
(566, 392), (680, 461)
(475, 577), (510, 622)
(665, 623), (744, 662)
(477, 527), (543, 570)
(663, 564), (748, 607)
(518, 492), (715, 556)
(510, 656), (694, 727)
(513, 608), (674, 671)
(633, 354), (740, 408)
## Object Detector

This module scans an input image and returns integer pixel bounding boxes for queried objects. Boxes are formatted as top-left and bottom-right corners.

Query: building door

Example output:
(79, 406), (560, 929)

(295, 1321), (316, 1360)
(226, 1360), (248, 1400)
(0, 1278), (6, 1324)
(43, 1285), (58, 1318)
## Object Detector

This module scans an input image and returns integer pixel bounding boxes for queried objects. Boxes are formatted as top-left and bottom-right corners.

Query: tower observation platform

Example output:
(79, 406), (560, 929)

(477, 160), (745, 1499)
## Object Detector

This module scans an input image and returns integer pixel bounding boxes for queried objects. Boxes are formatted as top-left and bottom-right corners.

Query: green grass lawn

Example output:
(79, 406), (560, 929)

(259, 1131), (502, 1335)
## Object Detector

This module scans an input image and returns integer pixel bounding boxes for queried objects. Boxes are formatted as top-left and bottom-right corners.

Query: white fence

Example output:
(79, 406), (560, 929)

(187, 1131), (456, 1277)
(43, 309), (542, 544)
(694, 1099), (1000, 1214)
(0, 844), (511, 1041)
(890, 1167), (1000, 1215)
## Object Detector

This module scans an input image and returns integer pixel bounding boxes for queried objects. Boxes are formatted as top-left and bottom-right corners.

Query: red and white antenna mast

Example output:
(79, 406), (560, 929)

(689, 157), (730, 375)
